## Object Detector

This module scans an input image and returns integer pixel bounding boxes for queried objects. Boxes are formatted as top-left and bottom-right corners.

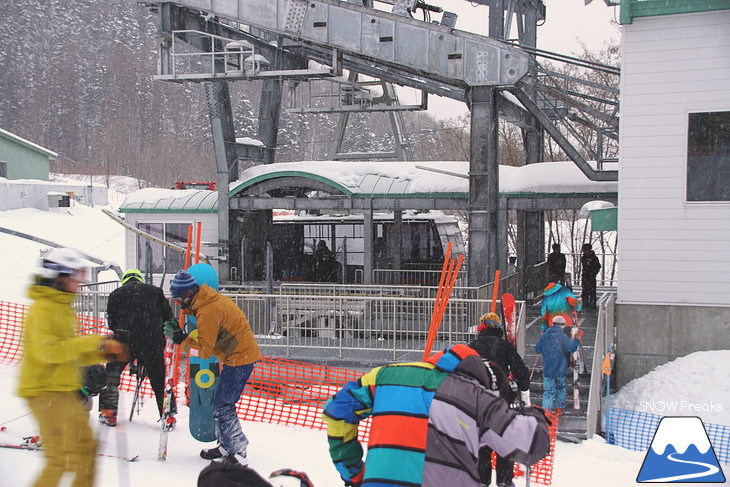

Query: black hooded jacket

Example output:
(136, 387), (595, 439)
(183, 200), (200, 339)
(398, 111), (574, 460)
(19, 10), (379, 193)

(106, 280), (173, 362)
(469, 327), (531, 392)
(581, 249), (601, 278)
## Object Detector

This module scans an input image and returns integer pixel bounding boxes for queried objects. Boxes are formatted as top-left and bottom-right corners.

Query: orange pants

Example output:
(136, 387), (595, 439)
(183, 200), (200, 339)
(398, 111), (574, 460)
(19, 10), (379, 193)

(27, 392), (97, 487)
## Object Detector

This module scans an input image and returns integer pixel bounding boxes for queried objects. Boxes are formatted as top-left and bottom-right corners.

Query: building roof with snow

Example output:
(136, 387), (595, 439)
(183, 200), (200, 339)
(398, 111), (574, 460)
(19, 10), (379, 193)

(119, 160), (618, 213)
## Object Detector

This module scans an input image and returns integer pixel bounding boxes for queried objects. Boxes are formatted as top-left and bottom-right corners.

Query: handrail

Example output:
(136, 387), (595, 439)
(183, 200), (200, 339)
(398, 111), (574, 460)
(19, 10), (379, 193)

(586, 291), (616, 438)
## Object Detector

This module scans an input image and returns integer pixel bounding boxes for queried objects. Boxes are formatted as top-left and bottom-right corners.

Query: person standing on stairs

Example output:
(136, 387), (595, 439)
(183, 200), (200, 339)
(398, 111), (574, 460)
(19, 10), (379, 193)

(547, 243), (567, 285)
(540, 281), (580, 332)
(534, 315), (582, 411)
(580, 242), (601, 310)
(469, 312), (532, 487)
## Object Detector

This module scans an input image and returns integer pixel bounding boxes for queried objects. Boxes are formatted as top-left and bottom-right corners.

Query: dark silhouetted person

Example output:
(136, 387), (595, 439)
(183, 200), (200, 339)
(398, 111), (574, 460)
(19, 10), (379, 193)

(314, 240), (336, 282)
(547, 243), (566, 285)
(580, 243), (601, 310)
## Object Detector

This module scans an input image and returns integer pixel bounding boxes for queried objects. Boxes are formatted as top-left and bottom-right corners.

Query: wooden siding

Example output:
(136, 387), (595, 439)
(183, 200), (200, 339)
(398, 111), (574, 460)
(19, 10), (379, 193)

(618, 10), (730, 306)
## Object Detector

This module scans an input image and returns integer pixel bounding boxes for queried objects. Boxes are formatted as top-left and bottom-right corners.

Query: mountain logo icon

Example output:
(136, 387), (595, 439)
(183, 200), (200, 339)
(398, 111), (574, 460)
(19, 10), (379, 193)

(637, 416), (726, 483)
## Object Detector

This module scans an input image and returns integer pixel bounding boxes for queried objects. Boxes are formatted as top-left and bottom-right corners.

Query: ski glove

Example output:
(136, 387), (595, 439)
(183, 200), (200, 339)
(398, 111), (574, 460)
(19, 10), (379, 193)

(340, 462), (364, 487)
(163, 319), (188, 345)
(100, 338), (130, 362)
(521, 405), (552, 426)
(572, 327), (584, 341)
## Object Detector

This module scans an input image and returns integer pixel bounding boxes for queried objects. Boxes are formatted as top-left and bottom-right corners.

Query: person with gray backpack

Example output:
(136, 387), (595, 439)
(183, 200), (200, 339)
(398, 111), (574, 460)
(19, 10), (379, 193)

(469, 312), (532, 487)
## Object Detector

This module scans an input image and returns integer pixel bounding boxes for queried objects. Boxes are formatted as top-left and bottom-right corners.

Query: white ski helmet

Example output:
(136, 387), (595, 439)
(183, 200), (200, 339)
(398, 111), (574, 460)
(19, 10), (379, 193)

(37, 247), (88, 281)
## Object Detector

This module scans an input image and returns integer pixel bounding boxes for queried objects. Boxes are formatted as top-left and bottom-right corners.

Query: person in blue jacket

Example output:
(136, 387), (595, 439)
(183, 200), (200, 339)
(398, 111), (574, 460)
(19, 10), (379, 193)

(534, 315), (582, 410)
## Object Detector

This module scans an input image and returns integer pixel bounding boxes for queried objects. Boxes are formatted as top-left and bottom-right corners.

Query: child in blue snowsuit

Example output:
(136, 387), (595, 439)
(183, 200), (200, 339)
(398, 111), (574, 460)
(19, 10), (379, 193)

(535, 316), (581, 410)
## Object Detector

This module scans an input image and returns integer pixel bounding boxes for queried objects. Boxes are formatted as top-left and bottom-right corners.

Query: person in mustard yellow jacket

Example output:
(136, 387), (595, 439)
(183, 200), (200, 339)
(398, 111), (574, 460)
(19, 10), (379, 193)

(165, 270), (260, 466)
(18, 248), (128, 487)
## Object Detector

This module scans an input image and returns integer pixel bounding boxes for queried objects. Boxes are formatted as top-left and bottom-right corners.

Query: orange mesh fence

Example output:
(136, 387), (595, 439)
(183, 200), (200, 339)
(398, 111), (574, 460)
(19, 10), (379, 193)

(238, 355), (372, 442)
(489, 408), (558, 485)
(0, 301), (26, 364)
(0, 300), (556, 484)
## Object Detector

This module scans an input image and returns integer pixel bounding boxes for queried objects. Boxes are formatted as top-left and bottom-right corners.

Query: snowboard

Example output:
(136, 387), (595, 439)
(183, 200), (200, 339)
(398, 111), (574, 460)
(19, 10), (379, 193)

(501, 293), (517, 346)
(186, 263), (221, 442)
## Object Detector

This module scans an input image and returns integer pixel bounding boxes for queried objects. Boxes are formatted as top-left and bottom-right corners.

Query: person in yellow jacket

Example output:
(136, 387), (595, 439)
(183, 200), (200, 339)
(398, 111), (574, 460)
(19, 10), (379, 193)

(165, 269), (260, 466)
(17, 248), (128, 487)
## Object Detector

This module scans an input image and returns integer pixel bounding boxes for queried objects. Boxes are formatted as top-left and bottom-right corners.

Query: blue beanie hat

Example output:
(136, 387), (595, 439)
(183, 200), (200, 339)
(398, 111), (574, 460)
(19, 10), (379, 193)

(170, 270), (198, 298)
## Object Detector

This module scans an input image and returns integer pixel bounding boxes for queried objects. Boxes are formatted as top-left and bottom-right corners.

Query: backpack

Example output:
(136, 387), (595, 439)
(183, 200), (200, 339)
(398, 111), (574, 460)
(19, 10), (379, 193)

(481, 360), (521, 409)
(198, 463), (314, 487)
(198, 463), (273, 487)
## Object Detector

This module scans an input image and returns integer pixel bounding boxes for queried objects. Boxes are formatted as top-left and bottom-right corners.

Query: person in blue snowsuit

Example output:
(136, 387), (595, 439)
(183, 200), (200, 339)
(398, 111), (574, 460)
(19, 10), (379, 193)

(535, 315), (581, 410)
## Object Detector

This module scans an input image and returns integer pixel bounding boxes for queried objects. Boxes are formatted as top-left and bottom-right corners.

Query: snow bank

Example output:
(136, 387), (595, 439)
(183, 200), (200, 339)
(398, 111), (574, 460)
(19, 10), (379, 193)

(612, 350), (730, 425)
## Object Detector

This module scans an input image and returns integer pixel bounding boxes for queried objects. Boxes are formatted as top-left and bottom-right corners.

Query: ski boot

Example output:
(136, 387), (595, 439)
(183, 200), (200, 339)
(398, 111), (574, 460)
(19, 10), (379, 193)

(220, 451), (248, 466)
(21, 435), (42, 450)
(200, 445), (224, 460)
(99, 409), (117, 427)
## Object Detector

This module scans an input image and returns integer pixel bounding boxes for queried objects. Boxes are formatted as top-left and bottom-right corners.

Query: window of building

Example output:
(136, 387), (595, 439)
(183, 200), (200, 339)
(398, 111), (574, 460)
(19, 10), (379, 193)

(136, 222), (190, 273)
(687, 111), (730, 202)
(0, 161), (7, 178)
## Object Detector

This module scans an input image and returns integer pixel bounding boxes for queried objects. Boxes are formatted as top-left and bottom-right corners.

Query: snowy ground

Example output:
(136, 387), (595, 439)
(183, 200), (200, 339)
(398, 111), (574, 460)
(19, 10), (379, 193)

(0, 186), (727, 486)
(612, 350), (730, 426)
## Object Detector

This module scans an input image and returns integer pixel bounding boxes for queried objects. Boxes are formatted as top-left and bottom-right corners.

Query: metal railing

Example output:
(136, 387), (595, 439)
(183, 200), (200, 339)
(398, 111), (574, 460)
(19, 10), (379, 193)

(373, 268), (468, 287)
(217, 283), (526, 364)
(159, 30), (266, 80)
(586, 290), (616, 438)
(227, 292), (492, 361)
(76, 280), (119, 321)
(74, 279), (527, 365)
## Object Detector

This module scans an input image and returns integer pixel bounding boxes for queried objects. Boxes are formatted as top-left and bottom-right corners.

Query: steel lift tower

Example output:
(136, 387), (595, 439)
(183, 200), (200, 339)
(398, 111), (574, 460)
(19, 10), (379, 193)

(145, 0), (618, 287)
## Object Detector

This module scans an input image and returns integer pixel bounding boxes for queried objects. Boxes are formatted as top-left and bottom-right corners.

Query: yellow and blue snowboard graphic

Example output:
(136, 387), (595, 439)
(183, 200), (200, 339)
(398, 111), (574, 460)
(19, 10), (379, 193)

(186, 263), (221, 442)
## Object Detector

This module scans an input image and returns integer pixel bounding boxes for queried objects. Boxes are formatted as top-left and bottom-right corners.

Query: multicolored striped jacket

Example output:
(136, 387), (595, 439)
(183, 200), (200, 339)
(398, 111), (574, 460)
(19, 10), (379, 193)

(540, 282), (580, 331)
(322, 345), (550, 487)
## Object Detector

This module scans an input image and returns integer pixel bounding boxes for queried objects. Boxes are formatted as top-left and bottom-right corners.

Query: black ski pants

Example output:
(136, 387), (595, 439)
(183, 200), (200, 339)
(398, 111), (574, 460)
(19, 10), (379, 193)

(99, 351), (166, 417)
(581, 274), (597, 309)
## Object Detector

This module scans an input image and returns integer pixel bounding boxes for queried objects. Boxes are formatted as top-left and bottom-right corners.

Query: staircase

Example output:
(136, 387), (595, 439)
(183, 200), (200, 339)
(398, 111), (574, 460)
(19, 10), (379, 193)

(524, 304), (598, 442)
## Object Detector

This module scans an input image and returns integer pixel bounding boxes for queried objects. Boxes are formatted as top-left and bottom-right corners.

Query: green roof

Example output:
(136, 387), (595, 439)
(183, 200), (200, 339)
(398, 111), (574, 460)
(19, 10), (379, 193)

(590, 206), (618, 231)
(0, 128), (57, 159)
(119, 188), (218, 213)
(620, 0), (730, 24)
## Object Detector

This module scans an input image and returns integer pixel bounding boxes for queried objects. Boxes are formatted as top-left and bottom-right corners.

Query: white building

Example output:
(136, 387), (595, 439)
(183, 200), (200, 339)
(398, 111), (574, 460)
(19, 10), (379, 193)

(616, 0), (730, 385)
